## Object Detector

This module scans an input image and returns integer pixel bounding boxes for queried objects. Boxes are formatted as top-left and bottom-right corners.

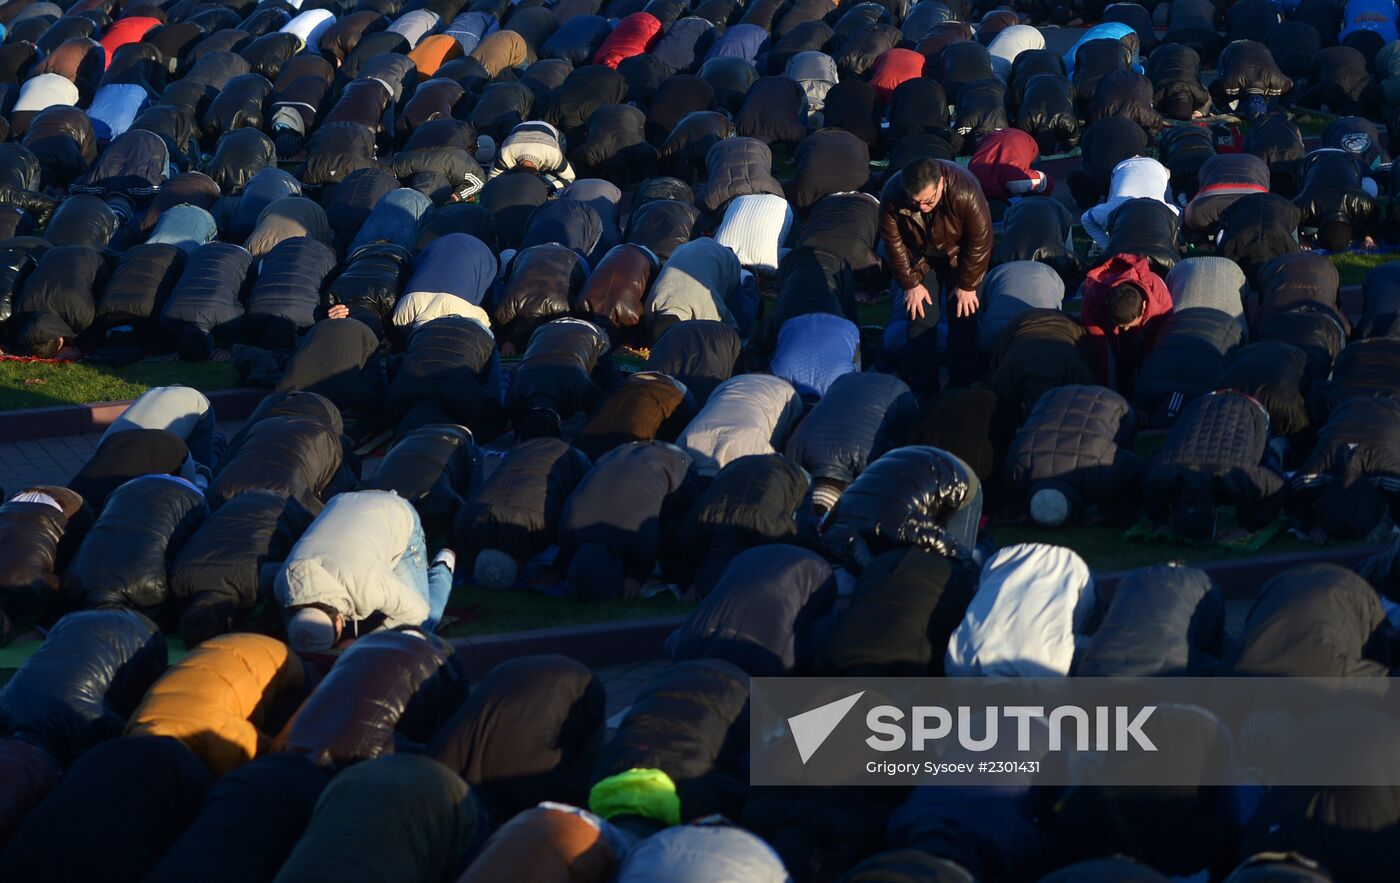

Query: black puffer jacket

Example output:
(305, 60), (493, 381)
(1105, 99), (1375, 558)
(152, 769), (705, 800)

(1314, 337), (1400, 420)
(22, 106), (97, 188)
(821, 78), (882, 150)
(209, 413), (345, 515)
(886, 76), (948, 144)
(0, 733), (212, 883)
(542, 14), (612, 65)
(0, 608), (165, 765)
(468, 81), (535, 143)
(95, 243), (186, 328)
(1214, 39), (1294, 106)
(594, 658), (749, 820)
(274, 631), (466, 766)
(939, 39), (995, 104)
(452, 437), (592, 559)
(1136, 309), (1244, 426)
(696, 136), (785, 215)
(507, 317), (609, 421)
(1217, 341), (1312, 438)
(819, 544), (974, 678)
(952, 77), (1007, 146)
(143, 754), (332, 883)
(244, 237), (336, 331)
(0, 486), (84, 619)
(1159, 122), (1216, 202)
(542, 64), (628, 144)
(1255, 302), (1348, 384)
(358, 424), (479, 538)
(206, 128), (276, 194)
(1146, 390), (1284, 510)
(160, 242), (254, 338)
(1147, 42), (1209, 119)
(676, 453), (807, 597)
(767, 245), (856, 339)
(1017, 73), (1079, 154)
(0, 245), (36, 326)
(61, 475), (207, 610)
(1224, 564), (1390, 676)
(557, 441), (692, 600)
(495, 243), (589, 351)
(1103, 198), (1181, 274)
(625, 195), (700, 259)
(644, 318), (742, 405)
(168, 489), (312, 647)
(570, 103), (656, 188)
(1006, 384), (1142, 509)
(203, 72), (271, 141)
(1091, 69), (1161, 131)
(1296, 45), (1375, 116)
(388, 316), (504, 439)
(276, 314), (387, 418)
(302, 121), (378, 188)
(669, 544), (837, 676)
(797, 192), (884, 292)
(1245, 112), (1307, 196)
(1293, 148), (1378, 235)
(1291, 397), (1400, 534)
(823, 446), (974, 563)
(646, 75), (717, 142)
(1072, 37), (1132, 110)
(327, 243), (409, 337)
(786, 372), (917, 487)
(1355, 261), (1400, 340)
(42, 195), (118, 251)
(10, 244), (105, 344)
(518, 198), (604, 262)
(1076, 564), (1224, 676)
(67, 428), (190, 515)
(992, 197), (1079, 274)
(836, 22), (900, 78)
(1216, 192), (1303, 285)
(735, 75), (808, 147)
(1258, 252), (1342, 323)
(784, 128), (869, 211)
(427, 655), (605, 817)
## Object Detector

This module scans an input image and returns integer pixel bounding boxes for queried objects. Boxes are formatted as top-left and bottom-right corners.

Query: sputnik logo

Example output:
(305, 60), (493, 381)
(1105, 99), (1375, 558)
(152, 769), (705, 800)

(787, 691), (865, 764)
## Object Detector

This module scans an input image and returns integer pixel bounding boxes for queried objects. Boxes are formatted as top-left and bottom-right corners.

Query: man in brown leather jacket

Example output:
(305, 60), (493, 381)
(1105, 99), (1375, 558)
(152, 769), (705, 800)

(879, 157), (993, 391)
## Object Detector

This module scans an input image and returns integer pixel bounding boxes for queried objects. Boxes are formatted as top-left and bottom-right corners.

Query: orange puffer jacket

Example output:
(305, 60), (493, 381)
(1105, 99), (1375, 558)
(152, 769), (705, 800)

(125, 634), (304, 776)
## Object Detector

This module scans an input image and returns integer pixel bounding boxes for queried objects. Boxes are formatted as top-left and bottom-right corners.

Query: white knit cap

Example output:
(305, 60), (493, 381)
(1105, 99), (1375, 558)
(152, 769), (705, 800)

(474, 549), (519, 591)
(1030, 487), (1070, 527)
(287, 607), (337, 653)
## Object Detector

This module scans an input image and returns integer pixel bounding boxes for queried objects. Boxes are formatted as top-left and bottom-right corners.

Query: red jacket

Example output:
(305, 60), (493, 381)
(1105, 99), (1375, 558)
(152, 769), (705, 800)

(869, 49), (926, 104)
(593, 13), (662, 68)
(99, 17), (161, 68)
(968, 128), (1047, 202)
(1080, 253), (1173, 391)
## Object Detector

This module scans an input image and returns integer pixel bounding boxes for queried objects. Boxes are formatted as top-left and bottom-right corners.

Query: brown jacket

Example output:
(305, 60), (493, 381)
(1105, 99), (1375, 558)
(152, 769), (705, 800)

(878, 161), (993, 292)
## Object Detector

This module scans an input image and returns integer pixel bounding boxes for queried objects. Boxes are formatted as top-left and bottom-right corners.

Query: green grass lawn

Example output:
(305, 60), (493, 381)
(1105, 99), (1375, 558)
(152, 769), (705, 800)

(990, 523), (1329, 572)
(0, 360), (237, 411)
(1331, 251), (1400, 287)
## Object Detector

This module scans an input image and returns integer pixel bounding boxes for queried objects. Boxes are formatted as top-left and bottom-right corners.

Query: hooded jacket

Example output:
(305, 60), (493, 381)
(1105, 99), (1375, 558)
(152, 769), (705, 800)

(429, 654), (605, 815)
(273, 490), (428, 630)
(1006, 383), (1142, 510)
(557, 441), (692, 600)
(1077, 564), (1223, 676)
(1224, 563), (1390, 677)
(62, 475), (206, 610)
(124, 633), (304, 776)
(967, 128), (1046, 203)
(452, 437), (591, 560)
(669, 544), (837, 676)
(1214, 38), (1294, 107)
(0, 608), (165, 766)
(594, 11), (660, 67)
(947, 543), (1095, 677)
(0, 734), (212, 883)
(270, 754), (477, 883)
(1148, 42), (1210, 119)
(1080, 252), (1174, 390)
(1146, 390), (1285, 507)
(678, 373), (803, 477)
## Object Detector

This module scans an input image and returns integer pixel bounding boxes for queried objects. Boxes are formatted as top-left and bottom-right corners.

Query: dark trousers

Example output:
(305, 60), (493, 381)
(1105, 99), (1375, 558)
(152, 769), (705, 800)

(892, 263), (983, 395)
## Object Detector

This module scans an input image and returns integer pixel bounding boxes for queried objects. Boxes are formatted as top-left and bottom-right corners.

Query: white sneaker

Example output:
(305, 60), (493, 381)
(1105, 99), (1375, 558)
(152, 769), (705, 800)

(432, 548), (457, 573)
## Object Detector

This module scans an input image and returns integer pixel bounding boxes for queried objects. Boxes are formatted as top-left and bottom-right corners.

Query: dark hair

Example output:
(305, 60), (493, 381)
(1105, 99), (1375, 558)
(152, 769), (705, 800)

(902, 158), (945, 199)
(27, 336), (61, 358)
(1107, 283), (1146, 327)
(1316, 220), (1353, 253)
(176, 324), (214, 362)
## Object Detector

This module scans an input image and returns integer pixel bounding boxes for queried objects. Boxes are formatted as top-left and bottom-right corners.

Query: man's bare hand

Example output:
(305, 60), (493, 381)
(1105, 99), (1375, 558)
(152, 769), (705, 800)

(953, 288), (979, 318)
(327, 304), (350, 319)
(1363, 236), (1378, 250)
(905, 284), (932, 320)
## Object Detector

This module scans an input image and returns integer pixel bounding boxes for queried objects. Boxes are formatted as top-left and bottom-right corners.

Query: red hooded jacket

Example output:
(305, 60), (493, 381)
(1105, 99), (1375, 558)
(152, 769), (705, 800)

(99, 17), (161, 68)
(1080, 253), (1173, 392)
(594, 13), (662, 68)
(968, 128), (1049, 202)
(869, 49), (926, 104)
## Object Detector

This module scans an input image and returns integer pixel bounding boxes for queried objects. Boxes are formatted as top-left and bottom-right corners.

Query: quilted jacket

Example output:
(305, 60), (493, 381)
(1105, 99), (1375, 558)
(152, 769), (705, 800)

(1005, 384), (1141, 507)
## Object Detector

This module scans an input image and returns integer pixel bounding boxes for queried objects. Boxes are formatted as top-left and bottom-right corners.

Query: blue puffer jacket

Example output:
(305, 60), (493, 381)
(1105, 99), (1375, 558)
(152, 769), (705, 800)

(768, 313), (861, 399)
(245, 237), (337, 329)
(160, 242), (255, 336)
(1064, 22), (1140, 75)
(616, 824), (790, 883)
(0, 609), (167, 765)
(785, 371), (918, 485)
(404, 233), (497, 305)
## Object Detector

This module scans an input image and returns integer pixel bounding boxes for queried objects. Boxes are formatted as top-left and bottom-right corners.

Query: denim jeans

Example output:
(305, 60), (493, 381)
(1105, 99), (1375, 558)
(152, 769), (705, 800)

(391, 508), (453, 631)
(349, 188), (435, 253)
(146, 204), (218, 255)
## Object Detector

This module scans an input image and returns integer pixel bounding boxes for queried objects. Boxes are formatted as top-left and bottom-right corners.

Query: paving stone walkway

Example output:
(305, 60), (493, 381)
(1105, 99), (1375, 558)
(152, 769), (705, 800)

(0, 422), (245, 493)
